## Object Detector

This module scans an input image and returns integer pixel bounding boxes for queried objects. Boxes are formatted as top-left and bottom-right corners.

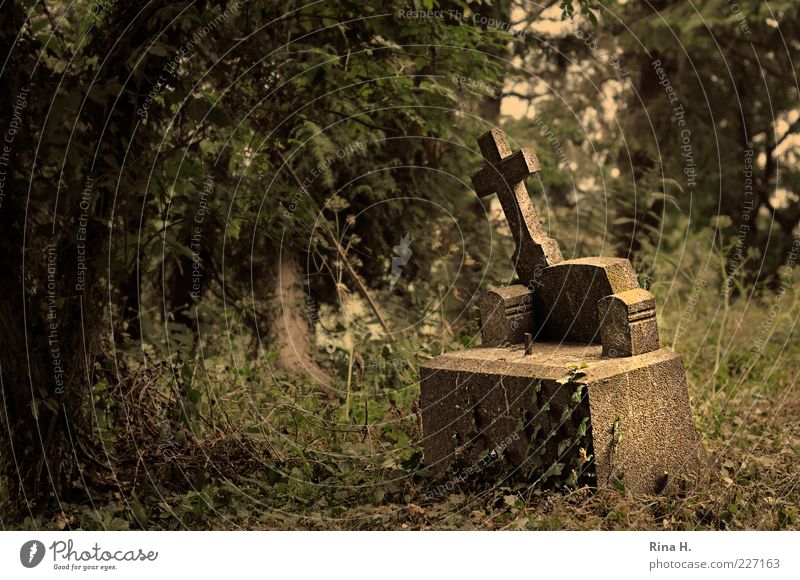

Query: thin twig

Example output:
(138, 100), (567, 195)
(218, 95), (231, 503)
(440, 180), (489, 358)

(276, 149), (395, 339)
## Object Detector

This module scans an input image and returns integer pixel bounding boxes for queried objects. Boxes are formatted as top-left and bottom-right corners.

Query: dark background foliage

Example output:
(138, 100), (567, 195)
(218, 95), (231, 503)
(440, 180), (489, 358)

(1, 0), (798, 529)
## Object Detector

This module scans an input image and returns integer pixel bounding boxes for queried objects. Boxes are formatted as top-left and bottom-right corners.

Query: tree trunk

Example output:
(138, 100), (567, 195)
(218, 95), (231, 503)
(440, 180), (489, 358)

(269, 254), (334, 395)
(0, 1), (82, 511)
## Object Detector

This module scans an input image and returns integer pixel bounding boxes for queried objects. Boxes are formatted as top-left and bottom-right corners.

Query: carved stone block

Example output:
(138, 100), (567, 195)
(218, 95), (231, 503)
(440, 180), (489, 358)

(420, 344), (704, 493)
(598, 288), (660, 357)
(477, 285), (535, 346)
(535, 257), (640, 343)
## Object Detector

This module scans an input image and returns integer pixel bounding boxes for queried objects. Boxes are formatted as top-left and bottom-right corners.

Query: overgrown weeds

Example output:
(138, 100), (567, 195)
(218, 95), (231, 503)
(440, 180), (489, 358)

(2, 225), (798, 530)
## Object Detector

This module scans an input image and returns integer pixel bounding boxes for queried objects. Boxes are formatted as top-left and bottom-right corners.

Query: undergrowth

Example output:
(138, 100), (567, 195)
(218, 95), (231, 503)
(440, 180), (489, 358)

(3, 230), (799, 531)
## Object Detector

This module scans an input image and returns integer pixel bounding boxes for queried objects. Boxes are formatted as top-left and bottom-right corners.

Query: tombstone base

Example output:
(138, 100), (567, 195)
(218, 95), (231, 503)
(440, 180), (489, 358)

(420, 343), (704, 494)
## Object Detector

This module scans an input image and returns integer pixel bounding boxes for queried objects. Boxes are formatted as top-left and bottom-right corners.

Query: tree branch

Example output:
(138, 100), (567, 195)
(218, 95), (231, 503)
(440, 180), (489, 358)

(275, 149), (398, 344)
(322, 109), (398, 134)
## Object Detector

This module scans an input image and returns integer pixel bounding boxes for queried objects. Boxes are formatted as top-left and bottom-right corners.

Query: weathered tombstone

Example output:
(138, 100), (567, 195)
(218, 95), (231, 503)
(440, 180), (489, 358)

(420, 129), (704, 493)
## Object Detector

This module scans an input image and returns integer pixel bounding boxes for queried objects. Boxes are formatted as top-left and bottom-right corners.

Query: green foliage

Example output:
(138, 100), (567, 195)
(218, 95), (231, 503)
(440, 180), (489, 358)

(2, 0), (798, 532)
(5, 260), (799, 529)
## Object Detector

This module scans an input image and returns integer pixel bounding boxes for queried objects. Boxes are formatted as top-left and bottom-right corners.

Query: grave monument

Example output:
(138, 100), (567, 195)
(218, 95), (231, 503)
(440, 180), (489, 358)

(419, 129), (704, 493)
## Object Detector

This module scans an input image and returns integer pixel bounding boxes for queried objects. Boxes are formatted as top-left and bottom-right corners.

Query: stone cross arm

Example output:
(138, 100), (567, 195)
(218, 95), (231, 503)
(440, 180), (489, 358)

(472, 148), (542, 197)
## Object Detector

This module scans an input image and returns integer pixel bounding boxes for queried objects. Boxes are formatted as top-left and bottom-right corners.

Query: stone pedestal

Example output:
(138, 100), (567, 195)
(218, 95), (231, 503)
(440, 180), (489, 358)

(420, 343), (704, 493)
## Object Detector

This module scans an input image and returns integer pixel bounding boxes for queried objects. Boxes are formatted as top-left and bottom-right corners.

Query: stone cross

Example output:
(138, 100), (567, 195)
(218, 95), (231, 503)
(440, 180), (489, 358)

(419, 129), (705, 494)
(471, 129), (563, 285)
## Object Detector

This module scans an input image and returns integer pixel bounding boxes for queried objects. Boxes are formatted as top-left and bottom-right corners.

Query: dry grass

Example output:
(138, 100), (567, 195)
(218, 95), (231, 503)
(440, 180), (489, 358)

(5, 258), (799, 531)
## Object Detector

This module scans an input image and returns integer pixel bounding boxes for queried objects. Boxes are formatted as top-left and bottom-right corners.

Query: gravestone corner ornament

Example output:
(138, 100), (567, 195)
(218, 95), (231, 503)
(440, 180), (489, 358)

(419, 129), (704, 494)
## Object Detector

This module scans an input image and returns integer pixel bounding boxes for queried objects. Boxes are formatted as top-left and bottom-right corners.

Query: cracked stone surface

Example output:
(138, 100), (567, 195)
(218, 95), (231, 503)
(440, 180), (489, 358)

(420, 343), (705, 493)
